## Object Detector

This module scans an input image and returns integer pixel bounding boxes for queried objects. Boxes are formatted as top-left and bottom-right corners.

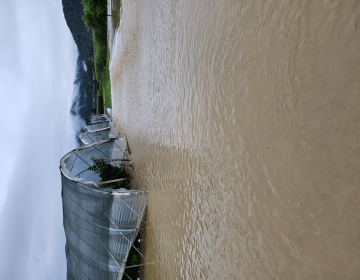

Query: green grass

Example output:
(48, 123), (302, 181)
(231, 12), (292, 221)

(101, 50), (112, 109)
(81, 0), (110, 114)
(93, 28), (107, 75)
(93, 29), (111, 114)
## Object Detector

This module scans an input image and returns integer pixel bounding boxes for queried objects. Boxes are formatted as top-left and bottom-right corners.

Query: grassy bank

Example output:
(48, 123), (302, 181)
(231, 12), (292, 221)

(93, 29), (111, 114)
(101, 51), (112, 110)
(82, 0), (111, 115)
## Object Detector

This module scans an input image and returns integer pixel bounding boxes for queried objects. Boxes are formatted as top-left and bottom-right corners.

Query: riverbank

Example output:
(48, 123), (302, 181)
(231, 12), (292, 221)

(82, 0), (112, 114)
(109, 0), (360, 278)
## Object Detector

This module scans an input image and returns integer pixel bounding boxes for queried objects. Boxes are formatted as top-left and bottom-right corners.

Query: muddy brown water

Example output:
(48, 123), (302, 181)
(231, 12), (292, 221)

(108, 0), (360, 279)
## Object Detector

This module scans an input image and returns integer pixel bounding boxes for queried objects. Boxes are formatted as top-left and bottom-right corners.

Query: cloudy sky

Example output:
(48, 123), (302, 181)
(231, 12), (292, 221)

(0, 0), (78, 279)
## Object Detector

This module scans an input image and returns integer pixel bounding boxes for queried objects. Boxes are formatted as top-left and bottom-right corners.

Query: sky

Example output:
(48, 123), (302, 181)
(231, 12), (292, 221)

(0, 0), (78, 279)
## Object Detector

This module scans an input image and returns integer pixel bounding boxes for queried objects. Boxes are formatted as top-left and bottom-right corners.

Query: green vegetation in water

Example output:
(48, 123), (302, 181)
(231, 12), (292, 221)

(124, 233), (141, 279)
(88, 160), (129, 189)
(82, 0), (112, 114)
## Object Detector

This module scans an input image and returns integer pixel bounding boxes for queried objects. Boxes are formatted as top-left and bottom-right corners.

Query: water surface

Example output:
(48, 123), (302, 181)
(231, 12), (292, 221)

(109, 1), (360, 279)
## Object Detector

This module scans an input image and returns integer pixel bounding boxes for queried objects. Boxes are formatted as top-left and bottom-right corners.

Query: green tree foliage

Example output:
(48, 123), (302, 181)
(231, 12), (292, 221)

(81, 0), (108, 114)
(62, 0), (95, 122)
(63, 0), (93, 58)
(82, 0), (107, 30)
(88, 160), (129, 188)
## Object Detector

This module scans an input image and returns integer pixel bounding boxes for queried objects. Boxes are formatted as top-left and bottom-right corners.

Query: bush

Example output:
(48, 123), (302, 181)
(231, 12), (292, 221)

(88, 160), (129, 188)
(82, 0), (107, 30)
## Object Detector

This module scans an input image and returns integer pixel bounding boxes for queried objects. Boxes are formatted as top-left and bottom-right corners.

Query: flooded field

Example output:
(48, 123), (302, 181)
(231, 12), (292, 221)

(108, 0), (360, 279)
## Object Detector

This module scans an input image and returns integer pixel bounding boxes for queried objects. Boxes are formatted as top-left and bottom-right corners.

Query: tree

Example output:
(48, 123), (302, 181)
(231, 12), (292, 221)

(82, 0), (107, 30)
(88, 160), (129, 189)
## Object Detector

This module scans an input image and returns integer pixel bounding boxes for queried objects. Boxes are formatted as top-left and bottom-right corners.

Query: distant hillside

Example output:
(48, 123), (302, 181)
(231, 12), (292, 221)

(62, 0), (93, 59)
(62, 0), (95, 123)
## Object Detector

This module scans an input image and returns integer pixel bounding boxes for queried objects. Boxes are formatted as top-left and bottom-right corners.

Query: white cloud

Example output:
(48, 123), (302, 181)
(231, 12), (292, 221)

(0, 0), (78, 279)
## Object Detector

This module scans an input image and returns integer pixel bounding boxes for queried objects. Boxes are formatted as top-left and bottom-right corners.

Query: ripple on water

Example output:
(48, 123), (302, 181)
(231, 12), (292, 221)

(110, 0), (360, 279)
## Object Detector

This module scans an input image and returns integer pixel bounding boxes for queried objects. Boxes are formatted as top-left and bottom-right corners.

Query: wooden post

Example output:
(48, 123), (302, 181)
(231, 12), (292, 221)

(96, 177), (131, 185)
(91, 157), (131, 161)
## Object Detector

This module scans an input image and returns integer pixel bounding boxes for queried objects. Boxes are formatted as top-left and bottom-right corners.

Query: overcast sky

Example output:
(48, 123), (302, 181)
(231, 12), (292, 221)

(0, 0), (78, 279)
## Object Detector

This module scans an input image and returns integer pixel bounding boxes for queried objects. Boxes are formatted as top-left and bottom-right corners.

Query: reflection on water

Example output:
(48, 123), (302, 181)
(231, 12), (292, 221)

(109, 0), (360, 279)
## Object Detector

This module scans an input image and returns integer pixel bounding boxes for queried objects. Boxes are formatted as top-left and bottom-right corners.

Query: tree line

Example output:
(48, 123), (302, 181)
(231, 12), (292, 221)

(82, 0), (107, 31)
(82, 0), (108, 114)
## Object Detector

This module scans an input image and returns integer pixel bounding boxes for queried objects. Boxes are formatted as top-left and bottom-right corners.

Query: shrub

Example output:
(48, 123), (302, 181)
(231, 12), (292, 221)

(88, 160), (129, 188)
(82, 0), (107, 30)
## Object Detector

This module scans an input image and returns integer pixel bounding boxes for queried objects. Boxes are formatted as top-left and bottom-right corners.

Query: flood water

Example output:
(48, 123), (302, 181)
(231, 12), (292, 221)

(108, 1), (360, 279)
